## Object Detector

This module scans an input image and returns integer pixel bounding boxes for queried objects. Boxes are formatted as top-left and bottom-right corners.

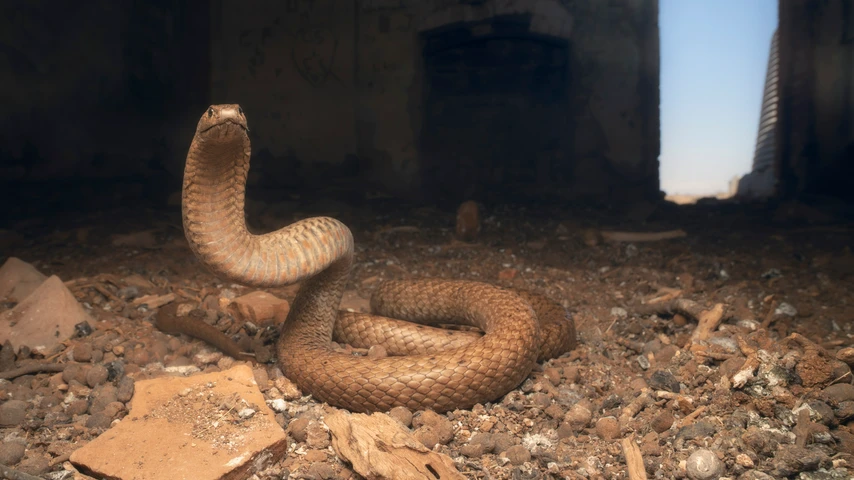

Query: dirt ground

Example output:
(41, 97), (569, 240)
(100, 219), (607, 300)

(1, 192), (853, 479)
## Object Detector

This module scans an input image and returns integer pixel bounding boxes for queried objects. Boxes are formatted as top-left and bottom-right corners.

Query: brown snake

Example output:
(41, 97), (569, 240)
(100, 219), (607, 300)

(170, 104), (576, 413)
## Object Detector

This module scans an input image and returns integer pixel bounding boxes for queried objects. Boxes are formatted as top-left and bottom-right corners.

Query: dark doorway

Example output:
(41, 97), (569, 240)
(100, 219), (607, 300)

(420, 17), (571, 204)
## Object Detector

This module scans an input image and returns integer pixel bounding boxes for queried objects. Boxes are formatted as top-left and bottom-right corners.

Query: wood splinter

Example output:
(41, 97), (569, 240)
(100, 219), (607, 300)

(325, 408), (464, 480)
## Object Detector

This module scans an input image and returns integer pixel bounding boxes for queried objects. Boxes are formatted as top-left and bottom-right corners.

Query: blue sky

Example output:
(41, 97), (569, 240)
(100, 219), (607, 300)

(659, 0), (778, 195)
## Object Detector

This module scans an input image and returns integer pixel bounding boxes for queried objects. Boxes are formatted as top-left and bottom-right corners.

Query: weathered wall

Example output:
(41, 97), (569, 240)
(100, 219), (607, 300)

(777, 0), (854, 201)
(211, 0), (661, 203)
(0, 1), (210, 184)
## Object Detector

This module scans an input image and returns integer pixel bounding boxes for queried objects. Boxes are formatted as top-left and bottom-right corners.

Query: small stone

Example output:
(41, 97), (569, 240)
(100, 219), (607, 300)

(86, 412), (115, 429)
(501, 445), (531, 465)
(492, 433), (516, 454)
(273, 376), (302, 400)
(306, 462), (337, 480)
(557, 422), (575, 440)
(735, 453), (755, 468)
(305, 420), (330, 449)
(303, 449), (327, 462)
(288, 417), (310, 443)
(544, 404), (564, 419)
(469, 433), (495, 453)
(413, 410), (453, 445)
(227, 291), (289, 324)
(460, 442), (486, 458)
(0, 440), (26, 465)
(823, 383), (854, 404)
(595, 417), (620, 440)
(238, 408), (255, 419)
(686, 448), (724, 480)
(116, 377), (135, 403)
(85, 365), (109, 388)
(252, 368), (269, 391)
(651, 411), (675, 433)
(388, 406), (413, 427)
(836, 347), (854, 366)
(415, 428), (440, 450)
(770, 445), (829, 477)
(0, 400), (28, 426)
(610, 307), (628, 318)
(564, 403), (592, 430)
(65, 399), (88, 416)
(543, 367), (561, 385)
(72, 343), (93, 363)
(775, 302), (797, 317)
(268, 399), (288, 413)
(648, 370), (680, 393)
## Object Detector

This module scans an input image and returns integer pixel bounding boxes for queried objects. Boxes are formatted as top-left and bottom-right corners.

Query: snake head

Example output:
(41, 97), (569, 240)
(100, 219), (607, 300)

(196, 104), (249, 135)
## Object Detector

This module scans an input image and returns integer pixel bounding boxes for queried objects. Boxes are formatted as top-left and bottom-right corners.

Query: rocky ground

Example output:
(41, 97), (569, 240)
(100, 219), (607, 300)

(1, 193), (853, 480)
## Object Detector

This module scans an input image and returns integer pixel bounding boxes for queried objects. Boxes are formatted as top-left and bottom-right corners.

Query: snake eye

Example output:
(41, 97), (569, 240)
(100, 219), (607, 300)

(238, 107), (244, 115)
(207, 107), (214, 117)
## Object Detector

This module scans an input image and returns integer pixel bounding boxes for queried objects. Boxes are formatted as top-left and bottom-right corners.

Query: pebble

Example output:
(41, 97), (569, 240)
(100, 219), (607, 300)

(252, 368), (269, 391)
(305, 420), (330, 449)
(415, 428), (440, 449)
(413, 410), (454, 445)
(492, 433), (517, 454)
(648, 370), (680, 393)
(563, 403), (592, 430)
(72, 343), (93, 362)
(650, 411), (675, 433)
(268, 399), (288, 413)
(823, 383), (854, 404)
(543, 367), (561, 385)
(65, 399), (88, 416)
(685, 449), (723, 480)
(0, 440), (26, 465)
(85, 365), (109, 388)
(304, 449), (327, 462)
(770, 445), (829, 477)
(306, 462), (337, 480)
(88, 385), (118, 415)
(388, 406), (412, 427)
(470, 433), (495, 453)
(116, 376), (135, 403)
(288, 417), (310, 443)
(460, 442), (486, 458)
(563, 366), (580, 384)
(556, 422), (575, 440)
(0, 400), (28, 426)
(62, 364), (89, 385)
(501, 444), (531, 465)
(595, 417), (620, 440)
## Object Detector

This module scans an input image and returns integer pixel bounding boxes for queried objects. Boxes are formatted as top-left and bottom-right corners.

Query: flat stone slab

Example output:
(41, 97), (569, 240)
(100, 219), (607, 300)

(70, 365), (288, 480)
(0, 274), (88, 354)
(0, 257), (47, 302)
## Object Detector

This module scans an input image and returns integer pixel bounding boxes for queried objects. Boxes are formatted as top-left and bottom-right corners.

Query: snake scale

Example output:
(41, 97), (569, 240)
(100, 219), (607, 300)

(170, 104), (576, 413)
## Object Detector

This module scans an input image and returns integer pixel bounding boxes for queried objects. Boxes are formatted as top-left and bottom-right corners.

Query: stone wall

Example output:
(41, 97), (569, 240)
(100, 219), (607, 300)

(0, 1), (210, 183)
(777, 0), (854, 201)
(211, 0), (661, 203)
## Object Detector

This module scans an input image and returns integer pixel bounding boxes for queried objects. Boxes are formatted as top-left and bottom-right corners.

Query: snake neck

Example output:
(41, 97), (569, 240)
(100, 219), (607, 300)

(182, 129), (356, 344)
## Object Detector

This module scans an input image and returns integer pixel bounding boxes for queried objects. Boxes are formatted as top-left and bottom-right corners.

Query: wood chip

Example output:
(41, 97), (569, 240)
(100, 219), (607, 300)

(325, 408), (464, 480)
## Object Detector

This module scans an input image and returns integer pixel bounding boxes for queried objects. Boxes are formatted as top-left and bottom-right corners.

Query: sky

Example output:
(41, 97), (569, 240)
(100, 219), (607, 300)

(659, 0), (779, 195)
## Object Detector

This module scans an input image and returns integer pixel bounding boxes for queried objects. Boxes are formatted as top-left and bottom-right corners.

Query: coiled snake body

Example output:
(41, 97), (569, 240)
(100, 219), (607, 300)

(177, 104), (576, 413)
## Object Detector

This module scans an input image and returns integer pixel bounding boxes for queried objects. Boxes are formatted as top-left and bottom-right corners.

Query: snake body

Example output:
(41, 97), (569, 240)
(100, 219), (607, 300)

(178, 104), (576, 413)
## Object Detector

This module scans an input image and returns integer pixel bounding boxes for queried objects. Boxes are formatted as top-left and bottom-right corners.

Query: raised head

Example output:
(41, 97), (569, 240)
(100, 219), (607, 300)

(195, 104), (249, 137)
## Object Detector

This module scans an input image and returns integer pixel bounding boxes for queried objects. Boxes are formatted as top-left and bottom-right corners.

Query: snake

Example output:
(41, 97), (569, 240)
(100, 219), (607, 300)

(167, 104), (576, 413)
